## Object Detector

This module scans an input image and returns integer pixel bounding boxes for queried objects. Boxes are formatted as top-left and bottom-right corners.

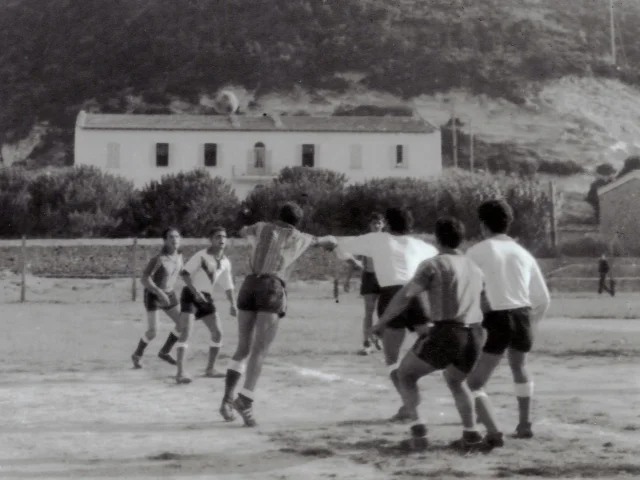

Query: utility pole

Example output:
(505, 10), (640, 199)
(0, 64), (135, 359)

(610, 0), (617, 65)
(451, 99), (458, 168)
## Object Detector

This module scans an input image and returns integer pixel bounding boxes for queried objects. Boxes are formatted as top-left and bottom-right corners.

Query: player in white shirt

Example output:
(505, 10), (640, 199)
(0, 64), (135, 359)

(465, 199), (551, 446)
(176, 227), (237, 384)
(328, 208), (439, 421)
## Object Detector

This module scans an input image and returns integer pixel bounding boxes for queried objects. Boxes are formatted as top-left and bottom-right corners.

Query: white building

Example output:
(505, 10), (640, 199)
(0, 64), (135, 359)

(74, 111), (442, 199)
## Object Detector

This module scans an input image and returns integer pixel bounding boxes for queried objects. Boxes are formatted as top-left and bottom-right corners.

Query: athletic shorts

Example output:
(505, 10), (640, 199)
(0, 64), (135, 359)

(360, 271), (381, 296)
(377, 285), (429, 332)
(143, 289), (178, 312)
(482, 307), (533, 355)
(412, 321), (484, 374)
(237, 274), (287, 318)
(179, 287), (216, 320)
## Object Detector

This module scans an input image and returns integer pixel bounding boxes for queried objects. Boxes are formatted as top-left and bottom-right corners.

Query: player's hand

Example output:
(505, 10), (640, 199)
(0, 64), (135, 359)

(229, 304), (238, 317)
(157, 291), (171, 307)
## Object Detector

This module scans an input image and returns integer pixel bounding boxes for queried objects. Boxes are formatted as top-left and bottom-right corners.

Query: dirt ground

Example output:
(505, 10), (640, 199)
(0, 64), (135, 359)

(1, 277), (640, 479)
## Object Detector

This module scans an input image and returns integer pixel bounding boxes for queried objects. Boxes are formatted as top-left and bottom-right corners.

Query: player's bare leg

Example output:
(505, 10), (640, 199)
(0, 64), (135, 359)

(158, 306), (181, 365)
(131, 311), (159, 369)
(395, 350), (437, 451)
(201, 313), (224, 377)
(232, 311), (281, 427)
(508, 348), (534, 438)
(358, 294), (379, 355)
(443, 365), (485, 452)
(175, 312), (194, 384)
(220, 310), (256, 421)
(381, 327), (410, 421)
(467, 352), (504, 446)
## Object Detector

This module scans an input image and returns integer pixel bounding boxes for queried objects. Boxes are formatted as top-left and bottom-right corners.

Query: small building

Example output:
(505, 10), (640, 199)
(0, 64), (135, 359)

(598, 170), (640, 254)
(74, 111), (442, 199)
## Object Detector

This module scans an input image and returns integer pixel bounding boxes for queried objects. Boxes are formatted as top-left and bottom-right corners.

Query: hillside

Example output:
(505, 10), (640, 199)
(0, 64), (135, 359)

(2, 0), (640, 179)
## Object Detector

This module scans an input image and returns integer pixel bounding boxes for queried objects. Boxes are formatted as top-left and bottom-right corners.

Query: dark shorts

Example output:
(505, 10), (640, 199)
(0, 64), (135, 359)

(237, 274), (287, 318)
(482, 307), (533, 355)
(143, 289), (178, 312)
(377, 285), (430, 332)
(179, 287), (216, 320)
(412, 322), (484, 374)
(360, 271), (381, 296)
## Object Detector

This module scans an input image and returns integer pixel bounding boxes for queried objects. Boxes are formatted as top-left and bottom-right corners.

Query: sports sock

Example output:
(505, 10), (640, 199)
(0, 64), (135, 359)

(207, 341), (222, 370)
(159, 332), (179, 355)
(134, 338), (148, 357)
(238, 388), (254, 405)
(223, 360), (245, 402)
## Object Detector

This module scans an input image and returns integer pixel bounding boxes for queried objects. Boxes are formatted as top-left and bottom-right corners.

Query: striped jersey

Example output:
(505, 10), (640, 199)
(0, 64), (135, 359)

(147, 252), (184, 292)
(409, 250), (486, 325)
(242, 221), (317, 281)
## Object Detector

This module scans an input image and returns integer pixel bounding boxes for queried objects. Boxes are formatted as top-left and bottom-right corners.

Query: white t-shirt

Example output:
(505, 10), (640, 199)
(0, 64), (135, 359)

(466, 235), (550, 315)
(182, 249), (234, 295)
(336, 232), (439, 288)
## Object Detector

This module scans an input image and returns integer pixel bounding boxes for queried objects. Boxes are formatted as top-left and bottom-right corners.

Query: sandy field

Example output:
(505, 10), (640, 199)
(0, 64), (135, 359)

(1, 275), (640, 479)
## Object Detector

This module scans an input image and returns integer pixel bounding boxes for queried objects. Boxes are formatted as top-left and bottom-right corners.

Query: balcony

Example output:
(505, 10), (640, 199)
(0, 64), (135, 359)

(232, 153), (277, 182)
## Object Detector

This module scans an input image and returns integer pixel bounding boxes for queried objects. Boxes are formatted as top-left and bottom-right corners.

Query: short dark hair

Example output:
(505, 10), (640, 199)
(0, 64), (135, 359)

(385, 207), (413, 234)
(279, 201), (304, 227)
(435, 217), (465, 249)
(162, 227), (180, 239)
(477, 199), (513, 234)
(370, 212), (384, 223)
(210, 226), (226, 237)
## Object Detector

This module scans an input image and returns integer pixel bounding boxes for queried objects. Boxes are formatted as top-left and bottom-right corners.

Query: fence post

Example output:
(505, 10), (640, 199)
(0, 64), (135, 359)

(131, 238), (138, 302)
(549, 181), (557, 251)
(20, 235), (27, 303)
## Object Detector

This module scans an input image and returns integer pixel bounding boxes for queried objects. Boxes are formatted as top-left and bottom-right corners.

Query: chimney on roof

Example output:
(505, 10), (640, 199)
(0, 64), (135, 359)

(269, 112), (284, 128)
(228, 113), (240, 128)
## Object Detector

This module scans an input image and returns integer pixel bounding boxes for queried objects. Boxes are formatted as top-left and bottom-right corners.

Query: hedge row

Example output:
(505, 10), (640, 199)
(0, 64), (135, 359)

(0, 165), (554, 252)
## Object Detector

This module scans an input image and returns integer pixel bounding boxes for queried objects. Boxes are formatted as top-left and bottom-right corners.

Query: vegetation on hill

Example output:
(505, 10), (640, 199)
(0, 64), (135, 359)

(2, 0), (640, 166)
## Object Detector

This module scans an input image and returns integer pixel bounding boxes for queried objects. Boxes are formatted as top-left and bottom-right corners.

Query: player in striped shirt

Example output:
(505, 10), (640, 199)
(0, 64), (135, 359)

(371, 218), (489, 452)
(344, 212), (385, 355)
(331, 208), (439, 422)
(131, 227), (184, 369)
(219, 202), (336, 427)
(175, 227), (237, 384)
(465, 199), (551, 446)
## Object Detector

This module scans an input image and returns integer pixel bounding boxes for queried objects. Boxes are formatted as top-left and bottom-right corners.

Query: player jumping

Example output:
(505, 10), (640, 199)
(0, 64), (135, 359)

(218, 202), (336, 427)
(175, 227), (237, 384)
(465, 199), (551, 446)
(330, 207), (439, 422)
(344, 212), (385, 355)
(131, 227), (184, 369)
(372, 217), (489, 452)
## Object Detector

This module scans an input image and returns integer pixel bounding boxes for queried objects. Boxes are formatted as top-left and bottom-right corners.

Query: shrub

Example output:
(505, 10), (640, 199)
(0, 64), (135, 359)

(241, 167), (346, 234)
(595, 163), (616, 177)
(121, 169), (239, 238)
(27, 166), (135, 237)
(537, 159), (585, 176)
(617, 156), (640, 178)
(0, 167), (35, 237)
(558, 236), (624, 257)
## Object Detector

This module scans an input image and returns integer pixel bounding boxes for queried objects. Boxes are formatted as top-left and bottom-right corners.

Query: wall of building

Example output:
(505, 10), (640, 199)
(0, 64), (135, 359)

(74, 127), (442, 199)
(599, 178), (640, 254)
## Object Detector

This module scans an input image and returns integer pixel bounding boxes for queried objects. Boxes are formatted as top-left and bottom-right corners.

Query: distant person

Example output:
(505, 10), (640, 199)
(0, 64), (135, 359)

(598, 254), (615, 297)
(465, 199), (551, 447)
(371, 217), (488, 452)
(131, 228), (184, 369)
(344, 212), (385, 355)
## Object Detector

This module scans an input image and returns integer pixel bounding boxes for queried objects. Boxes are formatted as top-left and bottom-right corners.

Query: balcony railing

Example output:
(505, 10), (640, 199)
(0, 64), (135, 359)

(232, 154), (276, 180)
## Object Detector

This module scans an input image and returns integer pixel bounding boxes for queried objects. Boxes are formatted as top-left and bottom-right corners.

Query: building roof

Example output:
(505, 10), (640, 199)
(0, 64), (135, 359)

(598, 170), (640, 197)
(76, 111), (437, 134)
